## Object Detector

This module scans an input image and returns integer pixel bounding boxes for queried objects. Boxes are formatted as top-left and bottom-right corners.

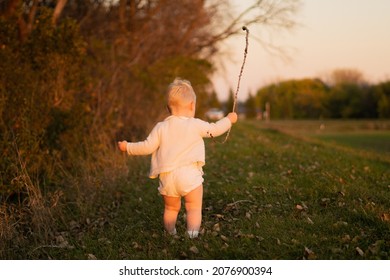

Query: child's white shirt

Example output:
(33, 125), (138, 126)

(126, 115), (232, 178)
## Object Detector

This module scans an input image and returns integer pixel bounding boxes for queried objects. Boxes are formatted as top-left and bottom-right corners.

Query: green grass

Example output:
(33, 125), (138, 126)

(15, 120), (390, 259)
(262, 119), (390, 154)
(315, 132), (390, 154)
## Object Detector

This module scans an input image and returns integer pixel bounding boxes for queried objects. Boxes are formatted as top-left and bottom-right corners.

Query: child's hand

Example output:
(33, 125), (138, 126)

(227, 112), (238, 124)
(118, 141), (128, 152)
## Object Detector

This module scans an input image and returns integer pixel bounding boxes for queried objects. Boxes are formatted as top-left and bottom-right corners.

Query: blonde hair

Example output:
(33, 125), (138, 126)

(167, 78), (196, 111)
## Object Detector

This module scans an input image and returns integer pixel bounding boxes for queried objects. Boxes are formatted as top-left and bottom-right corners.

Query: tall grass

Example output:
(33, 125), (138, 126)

(0, 131), (128, 259)
(0, 142), (58, 258)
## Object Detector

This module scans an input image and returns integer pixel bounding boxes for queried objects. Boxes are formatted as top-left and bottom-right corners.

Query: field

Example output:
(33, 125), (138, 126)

(7, 120), (390, 260)
(262, 120), (390, 154)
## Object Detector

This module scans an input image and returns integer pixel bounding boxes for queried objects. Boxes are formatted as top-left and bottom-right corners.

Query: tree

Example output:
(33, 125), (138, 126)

(256, 79), (328, 119)
(323, 69), (372, 118)
(208, 0), (302, 57)
(225, 89), (235, 114)
(373, 81), (390, 118)
(1, 0), (68, 41)
(325, 68), (366, 86)
(0, 8), (85, 200)
(245, 92), (257, 119)
(208, 90), (221, 109)
(292, 79), (328, 118)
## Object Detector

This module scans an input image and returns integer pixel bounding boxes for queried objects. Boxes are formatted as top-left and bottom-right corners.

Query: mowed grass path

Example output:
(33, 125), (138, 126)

(48, 121), (390, 260)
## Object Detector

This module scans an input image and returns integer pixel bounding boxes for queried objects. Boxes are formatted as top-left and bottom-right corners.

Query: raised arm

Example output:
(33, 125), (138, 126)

(198, 112), (237, 138)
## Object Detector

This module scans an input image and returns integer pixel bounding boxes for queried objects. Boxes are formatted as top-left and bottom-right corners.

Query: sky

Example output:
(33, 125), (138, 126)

(211, 0), (390, 102)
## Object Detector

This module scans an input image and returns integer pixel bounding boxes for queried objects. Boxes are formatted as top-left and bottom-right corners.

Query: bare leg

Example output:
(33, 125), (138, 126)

(184, 185), (203, 238)
(162, 195), (181, 235)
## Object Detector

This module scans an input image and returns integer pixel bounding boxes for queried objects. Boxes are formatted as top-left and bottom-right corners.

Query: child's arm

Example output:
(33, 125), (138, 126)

(118, 125), (160, 155)
(198, 112), (238, 138)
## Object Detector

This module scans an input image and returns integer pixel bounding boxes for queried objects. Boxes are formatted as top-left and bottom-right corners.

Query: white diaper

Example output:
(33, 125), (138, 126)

(158, 163), (204, 197)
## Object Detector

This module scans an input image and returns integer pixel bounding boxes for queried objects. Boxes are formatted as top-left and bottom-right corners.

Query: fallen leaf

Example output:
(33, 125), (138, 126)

(213, 223), (221, 232)
(55, 235), (74, 249)
(321, 197), (330, 205)
(56, 235), (65, 244)
(189, 246), (199, 254)
(69, 220), (79, 230)
(331, 248), (343, 254)
(352, 236), (360, 243)
(306, 217), (314, 224)
(381, 213), (390, 222)
(220, 235), (229, 242)
(356, 247), (365, 257)
(213, 214), (224, 220)
(98, 238), (111, 245)
(341, 235), (351, 243)
(87, 253), (97, 260)
(132, 242), (142, 249)
(333, 221), (348, 227)
(291, 239), (300, 245)
(368, 240), (384, 255)
(296, 204), (304, 210)
(58, 240), (73, 249)
(304, 247), (316, 260)
(257, 236), (265, 241)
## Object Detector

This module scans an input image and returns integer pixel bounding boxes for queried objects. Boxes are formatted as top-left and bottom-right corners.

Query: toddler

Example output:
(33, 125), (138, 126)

(118, 78), (237, 238)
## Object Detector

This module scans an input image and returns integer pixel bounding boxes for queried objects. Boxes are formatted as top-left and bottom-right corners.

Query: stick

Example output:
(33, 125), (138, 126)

(220, 26), (249, 143)
(232, 26), (249, 113)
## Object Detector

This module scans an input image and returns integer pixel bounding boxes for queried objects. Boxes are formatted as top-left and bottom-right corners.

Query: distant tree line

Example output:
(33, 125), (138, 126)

(245, 69), (390, 119)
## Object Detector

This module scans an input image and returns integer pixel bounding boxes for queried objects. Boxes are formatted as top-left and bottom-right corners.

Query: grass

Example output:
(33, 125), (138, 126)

(262, 119), (390, 154)
(315, 132), (390, 154)
(6, 120), (390, 260)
